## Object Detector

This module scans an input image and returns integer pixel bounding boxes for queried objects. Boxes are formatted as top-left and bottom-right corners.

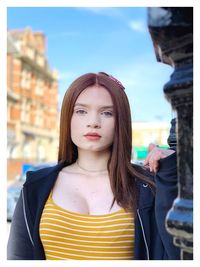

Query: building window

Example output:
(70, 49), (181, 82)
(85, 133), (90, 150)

(26, 46), (35, 60)
(23, 142), (31, 159)
(35, 78), (44, 96)
(36, 143), (46, 161)
(21, 101), (30, 123)
(35, 108), (43, 127)
(36, 54), (45, 67)
(8, 145), (18, 159)
(21, 69), (31, 89)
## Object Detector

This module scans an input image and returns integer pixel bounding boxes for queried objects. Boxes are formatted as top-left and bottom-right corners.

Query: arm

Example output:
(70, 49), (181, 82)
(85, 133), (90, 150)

(7, 190), (34, 260)
(144, 144), (180, 259)
(154, 152), (180, 259)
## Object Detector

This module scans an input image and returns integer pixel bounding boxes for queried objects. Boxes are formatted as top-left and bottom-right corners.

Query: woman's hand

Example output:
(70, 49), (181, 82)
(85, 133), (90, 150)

(144, 143), (175, 173)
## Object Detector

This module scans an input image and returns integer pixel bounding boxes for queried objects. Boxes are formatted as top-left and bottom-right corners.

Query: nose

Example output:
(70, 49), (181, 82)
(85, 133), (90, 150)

(87, 123), (101, 129)
(87, 113), (101, 129)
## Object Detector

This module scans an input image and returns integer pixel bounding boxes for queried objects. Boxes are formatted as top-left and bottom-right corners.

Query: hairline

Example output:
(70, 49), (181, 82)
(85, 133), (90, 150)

(74, 103), (114, 109)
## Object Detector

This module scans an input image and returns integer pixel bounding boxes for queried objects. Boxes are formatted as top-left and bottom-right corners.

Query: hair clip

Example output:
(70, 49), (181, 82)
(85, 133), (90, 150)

(98, 72), (125, 90)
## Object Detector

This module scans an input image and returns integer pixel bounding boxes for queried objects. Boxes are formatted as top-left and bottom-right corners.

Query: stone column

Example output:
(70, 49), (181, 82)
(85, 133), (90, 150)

(148, 7), (193, 259)
(167, 118), (177, 148)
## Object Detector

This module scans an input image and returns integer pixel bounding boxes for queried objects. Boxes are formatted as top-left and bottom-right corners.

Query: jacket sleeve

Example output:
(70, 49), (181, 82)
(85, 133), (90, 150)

(154, 152), (181, 259)
(7, 190), (34, 260)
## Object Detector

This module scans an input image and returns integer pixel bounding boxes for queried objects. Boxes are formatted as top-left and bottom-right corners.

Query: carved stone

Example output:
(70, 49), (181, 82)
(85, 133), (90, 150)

(167, 118), (177, 148)
(148, 7), (193, 259)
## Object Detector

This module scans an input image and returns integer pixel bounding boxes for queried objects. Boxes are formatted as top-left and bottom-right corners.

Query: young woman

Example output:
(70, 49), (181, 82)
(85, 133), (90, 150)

(7, 72), (180, 260)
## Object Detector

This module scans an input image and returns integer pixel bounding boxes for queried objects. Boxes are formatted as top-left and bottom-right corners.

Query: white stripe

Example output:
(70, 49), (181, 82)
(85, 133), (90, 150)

(42, 209), (133, 224)
(41, 216), (134, 229)
(40, 233), (133, 244)
(40, 222), (134, 233)
(44, 244), (133, 254)
(45, 249), (133, 259)
(41, 238), (134, 248)
(45, 204), (133, 219)
(45, 254), (73, 260)
(40, 227), (134, 239)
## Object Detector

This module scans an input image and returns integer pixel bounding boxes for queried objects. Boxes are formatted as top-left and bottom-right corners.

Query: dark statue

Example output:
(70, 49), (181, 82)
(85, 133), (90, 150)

(148, 7), (193, 260)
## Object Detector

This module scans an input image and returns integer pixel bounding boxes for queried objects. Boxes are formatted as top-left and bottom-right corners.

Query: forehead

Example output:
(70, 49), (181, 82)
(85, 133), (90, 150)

(75, 85), (113, 106)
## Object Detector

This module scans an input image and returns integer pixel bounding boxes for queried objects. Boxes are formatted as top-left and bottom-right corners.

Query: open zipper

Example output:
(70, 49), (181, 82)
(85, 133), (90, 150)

(22, 188), (34, 247)
(137, 209), (150, 260)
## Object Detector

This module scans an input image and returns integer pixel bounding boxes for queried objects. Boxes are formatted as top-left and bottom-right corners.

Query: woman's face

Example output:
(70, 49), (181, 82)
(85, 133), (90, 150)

(71, 85), (115, 152)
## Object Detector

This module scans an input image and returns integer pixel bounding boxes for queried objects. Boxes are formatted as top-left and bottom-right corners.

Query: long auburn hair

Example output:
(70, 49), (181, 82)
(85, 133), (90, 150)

(58, 72), (155, 211)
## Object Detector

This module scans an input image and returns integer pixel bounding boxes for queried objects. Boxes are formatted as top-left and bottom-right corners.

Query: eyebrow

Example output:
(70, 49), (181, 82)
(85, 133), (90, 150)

(74, 103), (114, 109)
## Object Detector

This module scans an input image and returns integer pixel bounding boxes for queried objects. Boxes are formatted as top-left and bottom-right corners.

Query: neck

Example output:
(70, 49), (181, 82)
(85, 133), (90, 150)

(76, 149), (110, 173)
(76, 160), (107, 173)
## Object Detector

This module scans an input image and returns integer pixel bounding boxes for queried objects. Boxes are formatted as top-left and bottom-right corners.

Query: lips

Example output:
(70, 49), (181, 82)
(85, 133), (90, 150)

(84, 132), (101, 140)
(84, 132), (101, 137)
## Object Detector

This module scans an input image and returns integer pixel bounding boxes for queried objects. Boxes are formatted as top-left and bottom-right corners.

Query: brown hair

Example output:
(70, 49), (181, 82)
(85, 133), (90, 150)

(58, 72), (155, 211)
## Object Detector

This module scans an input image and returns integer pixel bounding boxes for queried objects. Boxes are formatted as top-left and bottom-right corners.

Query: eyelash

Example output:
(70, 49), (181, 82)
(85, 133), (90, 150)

(101, 111), (113, 117)
(75, 109), (87, 115)
(74, 110), (113, 117)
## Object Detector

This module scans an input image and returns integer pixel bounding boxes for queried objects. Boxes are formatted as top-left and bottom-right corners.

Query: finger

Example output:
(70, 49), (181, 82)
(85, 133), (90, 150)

(144, 147), (157, 166)
(148, 156), (155, 172)
(147, 152), (160, 172)
(153, 161), (159, 173)
(148, 143), (158, 152)
(144, 152), (151, 166)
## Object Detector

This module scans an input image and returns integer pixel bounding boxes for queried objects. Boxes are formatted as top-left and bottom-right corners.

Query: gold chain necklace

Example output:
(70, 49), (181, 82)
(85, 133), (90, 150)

(76, 160), (107, 173)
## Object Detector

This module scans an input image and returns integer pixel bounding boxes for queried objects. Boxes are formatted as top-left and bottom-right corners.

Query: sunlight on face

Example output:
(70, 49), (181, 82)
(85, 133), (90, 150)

(71, 85), (115, 153)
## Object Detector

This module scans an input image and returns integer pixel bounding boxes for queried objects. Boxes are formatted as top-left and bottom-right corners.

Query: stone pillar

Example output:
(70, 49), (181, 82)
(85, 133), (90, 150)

(167, 118), (177, 148)
(148, 7), (193, 259)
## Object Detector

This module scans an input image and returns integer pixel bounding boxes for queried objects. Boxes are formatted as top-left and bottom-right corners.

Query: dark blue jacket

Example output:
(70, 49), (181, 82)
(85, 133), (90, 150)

(7, 153), (180, 260)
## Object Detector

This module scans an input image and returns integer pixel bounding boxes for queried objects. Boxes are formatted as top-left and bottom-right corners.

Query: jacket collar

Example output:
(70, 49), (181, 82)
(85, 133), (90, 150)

(23, 161), (67, 186)
(23, 161), (154, 210)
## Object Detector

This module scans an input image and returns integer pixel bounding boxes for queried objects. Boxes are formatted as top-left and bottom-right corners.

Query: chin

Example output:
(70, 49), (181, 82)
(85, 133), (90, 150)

(79, 144), (112, 152)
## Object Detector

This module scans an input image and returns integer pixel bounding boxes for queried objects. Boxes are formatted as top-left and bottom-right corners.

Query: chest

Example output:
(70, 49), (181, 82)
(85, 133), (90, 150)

(52, 172), (121, 215)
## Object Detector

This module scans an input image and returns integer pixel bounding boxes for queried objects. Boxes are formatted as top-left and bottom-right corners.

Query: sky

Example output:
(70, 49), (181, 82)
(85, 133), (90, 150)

(7, 7), (174, 122)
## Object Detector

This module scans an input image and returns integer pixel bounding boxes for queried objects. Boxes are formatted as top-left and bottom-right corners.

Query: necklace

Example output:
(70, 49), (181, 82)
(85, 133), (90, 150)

(76, 160), (108, 173)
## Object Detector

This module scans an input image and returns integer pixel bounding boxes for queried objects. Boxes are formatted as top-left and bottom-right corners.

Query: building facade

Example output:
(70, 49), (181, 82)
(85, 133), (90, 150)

(7, 28), (59, 180)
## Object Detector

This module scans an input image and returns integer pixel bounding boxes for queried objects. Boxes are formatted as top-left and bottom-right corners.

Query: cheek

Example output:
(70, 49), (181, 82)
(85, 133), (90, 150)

(70, 116), (80, 138)
(105, 120), (115, 138)
(70, 116), (75, 130)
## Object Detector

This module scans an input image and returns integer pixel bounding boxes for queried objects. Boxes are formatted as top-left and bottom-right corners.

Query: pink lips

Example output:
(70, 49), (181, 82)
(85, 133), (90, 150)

(84, 132), (101, 141)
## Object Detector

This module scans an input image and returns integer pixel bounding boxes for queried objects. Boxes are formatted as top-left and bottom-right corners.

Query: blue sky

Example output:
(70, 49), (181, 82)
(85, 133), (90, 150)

(7, 7), (174, 122)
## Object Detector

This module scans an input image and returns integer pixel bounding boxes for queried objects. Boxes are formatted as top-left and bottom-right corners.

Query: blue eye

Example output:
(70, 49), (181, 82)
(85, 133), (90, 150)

(75, 109), (87, 115)
(101, 111), (113, 117)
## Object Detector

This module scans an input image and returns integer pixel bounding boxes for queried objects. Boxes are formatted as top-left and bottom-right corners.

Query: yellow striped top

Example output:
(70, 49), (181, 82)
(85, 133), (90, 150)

(39, 191), (135, 260)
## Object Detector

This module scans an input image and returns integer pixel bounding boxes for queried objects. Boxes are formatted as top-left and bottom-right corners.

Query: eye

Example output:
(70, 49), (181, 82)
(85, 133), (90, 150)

(101, 111), (113, 117)
(74, 109), (87, 115)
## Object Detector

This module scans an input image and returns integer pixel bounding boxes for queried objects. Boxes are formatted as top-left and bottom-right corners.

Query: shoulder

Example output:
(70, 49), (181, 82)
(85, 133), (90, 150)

(131, 162), (155, 183)
(24, 161), (67, 185)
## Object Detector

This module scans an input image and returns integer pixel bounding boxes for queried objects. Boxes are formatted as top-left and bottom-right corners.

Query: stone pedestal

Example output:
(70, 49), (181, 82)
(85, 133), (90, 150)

(148, 7), (193, 259)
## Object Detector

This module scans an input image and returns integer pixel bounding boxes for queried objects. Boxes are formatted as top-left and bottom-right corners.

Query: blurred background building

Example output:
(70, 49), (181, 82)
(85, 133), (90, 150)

(132, 121), (169, 160)
(7, 28), (59, 181)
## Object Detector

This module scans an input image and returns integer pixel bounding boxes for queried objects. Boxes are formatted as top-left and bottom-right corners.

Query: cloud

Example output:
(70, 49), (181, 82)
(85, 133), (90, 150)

(79, 8), (148, 35)
(80, 7), (125, 19)
(128, 20), (147, 33)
